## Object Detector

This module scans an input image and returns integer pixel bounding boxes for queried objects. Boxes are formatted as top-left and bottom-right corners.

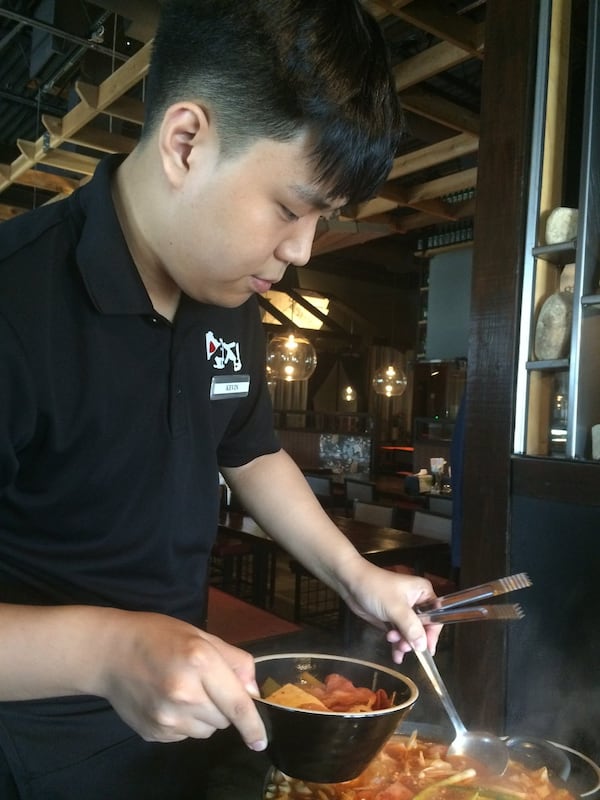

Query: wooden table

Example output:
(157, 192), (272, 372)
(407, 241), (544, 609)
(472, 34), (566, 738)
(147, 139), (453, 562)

(218, 510), (449, 632)
(326, 514), (448, 570)
(206, 587), (301, 645)
(288, 514), (449, 637)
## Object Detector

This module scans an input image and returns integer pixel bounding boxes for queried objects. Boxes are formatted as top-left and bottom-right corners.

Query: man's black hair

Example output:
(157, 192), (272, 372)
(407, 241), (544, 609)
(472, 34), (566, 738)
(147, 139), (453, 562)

(143, 0), (404, 205)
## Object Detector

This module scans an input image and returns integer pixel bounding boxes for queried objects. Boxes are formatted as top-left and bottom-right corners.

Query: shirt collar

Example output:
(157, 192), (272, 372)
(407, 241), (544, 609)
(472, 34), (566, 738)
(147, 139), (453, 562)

(75, 154), (156, 316)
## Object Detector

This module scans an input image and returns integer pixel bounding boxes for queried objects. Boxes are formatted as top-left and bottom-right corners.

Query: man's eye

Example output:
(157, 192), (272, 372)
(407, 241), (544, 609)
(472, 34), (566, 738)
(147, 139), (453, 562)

(281, 205), (299, 222)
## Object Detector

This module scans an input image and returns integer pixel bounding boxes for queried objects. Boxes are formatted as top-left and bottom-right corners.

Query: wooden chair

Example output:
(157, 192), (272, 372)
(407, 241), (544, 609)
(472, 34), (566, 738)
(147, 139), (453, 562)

(405, 509), (456, 595)
(353, 499), (398, 527)
(344, 477), (375, 502)
(411, 509), (452, 543)
(343, 477), (376, 513)
(427, 495), (453, 517)
(304, 473), (335, 508)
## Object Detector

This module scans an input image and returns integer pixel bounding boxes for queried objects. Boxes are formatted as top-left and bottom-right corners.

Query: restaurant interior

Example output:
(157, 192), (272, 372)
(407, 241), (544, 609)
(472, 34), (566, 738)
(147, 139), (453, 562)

(0, 0), (599, 785)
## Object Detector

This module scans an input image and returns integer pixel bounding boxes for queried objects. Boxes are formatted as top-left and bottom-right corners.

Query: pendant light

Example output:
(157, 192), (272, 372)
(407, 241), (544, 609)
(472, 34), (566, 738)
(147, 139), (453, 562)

(342, 384), (357, 403)
(266, 332), (317, 382)
(372, 364), (407, 397)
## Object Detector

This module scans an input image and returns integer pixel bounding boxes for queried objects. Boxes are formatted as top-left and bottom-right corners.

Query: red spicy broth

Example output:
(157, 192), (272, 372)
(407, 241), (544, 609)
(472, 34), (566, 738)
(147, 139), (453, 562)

(263, 732), (576, 800)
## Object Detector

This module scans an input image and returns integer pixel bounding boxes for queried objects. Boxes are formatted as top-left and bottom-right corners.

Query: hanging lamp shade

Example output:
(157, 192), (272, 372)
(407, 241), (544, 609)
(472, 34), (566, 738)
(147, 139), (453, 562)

(372, 364), (407, 397)
(266, 333), (317, 382)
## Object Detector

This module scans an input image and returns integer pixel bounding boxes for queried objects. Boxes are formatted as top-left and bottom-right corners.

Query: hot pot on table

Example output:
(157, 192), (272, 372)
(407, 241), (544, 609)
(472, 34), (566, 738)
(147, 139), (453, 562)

(263, 720), (600, 800)
(253, 653), (600, 798)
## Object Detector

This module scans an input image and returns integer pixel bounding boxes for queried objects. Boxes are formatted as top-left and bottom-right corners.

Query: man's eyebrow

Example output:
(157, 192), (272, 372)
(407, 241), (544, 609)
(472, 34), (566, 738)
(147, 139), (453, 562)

(290, 183), (335, 212)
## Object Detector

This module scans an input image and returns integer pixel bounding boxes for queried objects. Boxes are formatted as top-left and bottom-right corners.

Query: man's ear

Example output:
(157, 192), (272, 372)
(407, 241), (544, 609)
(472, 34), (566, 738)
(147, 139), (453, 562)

(158, 102), (213, 189)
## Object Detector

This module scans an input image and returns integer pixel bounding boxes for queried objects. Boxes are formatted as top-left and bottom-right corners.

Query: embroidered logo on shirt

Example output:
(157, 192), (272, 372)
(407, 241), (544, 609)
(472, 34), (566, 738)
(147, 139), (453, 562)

(205, 331), (242, 372)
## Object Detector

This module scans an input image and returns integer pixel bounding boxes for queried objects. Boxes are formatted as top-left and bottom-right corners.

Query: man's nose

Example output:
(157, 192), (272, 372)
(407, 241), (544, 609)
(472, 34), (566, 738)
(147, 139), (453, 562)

(275, 217), (318, 267)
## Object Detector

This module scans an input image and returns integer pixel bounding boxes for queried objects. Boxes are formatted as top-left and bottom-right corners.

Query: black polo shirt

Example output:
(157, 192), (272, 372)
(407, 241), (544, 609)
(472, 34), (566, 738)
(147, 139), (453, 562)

(0, 155), (280, 626)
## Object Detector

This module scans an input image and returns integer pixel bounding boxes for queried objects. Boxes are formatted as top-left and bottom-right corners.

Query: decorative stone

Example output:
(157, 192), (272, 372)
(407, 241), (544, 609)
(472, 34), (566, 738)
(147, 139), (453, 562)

(592, 424), (600, 460)
(534, 291), (573, 360)
(545, 207), (578, 244)
(559, 263), (575, 292)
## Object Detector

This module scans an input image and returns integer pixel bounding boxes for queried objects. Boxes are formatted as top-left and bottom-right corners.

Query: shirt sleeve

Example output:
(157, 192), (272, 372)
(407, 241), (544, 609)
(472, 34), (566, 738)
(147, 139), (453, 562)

(216, 308), (280, 468)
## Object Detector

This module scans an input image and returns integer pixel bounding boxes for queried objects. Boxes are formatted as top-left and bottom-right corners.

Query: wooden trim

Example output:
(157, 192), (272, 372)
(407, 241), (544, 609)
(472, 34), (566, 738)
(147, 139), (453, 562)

(511, 455), (600, 506)
(453, 0), (540, 732)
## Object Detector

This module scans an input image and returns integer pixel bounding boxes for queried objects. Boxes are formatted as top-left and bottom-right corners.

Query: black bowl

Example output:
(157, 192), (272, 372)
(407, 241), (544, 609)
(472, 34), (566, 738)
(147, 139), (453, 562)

(253, 652), (419, 783)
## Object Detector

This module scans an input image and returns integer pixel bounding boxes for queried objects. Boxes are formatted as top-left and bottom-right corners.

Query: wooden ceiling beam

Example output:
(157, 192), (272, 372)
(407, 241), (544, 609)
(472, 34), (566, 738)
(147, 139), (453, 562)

(378, 187), (457, 220)
(399, 88), (480, 135)
(394, 40), (474, 91)
(364, 0), (414, 21)
(257, 295), (302, 330)
(315, 218), (394, 238)
(17, 141), (100, 177)
(346, 134), (478, 219)
(76, 42), (151, 114)
(342, 196), (397, 219)
(407, 166), (478, 202)
(388, 132), (478, 180)
(284, 286), (349, 334)
(0, 203), (27, 221)
(344, 168), (478, 221)
(392, 194), (476, 233)
(77, 83), (145, 126)
(0, 4), (483, 260)
(393, 209), (436, 233)
(42, 116), (137, 155)
(384, 0), (485, 57)
(6, 167), (79, 195)
(40, 151), (100, 176)
(0, 41), (151, 193)
(311, 219), (395, 256)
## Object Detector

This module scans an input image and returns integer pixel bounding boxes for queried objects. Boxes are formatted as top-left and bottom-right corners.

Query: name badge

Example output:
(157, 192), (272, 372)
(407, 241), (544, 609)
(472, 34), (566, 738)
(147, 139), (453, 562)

(210, 374), (250, 400)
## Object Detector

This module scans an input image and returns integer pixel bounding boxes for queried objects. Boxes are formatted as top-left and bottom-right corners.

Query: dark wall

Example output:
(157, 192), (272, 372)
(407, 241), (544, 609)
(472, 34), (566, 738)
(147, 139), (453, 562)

(507, 495), (600, 764)
(426, 247), (473, 360)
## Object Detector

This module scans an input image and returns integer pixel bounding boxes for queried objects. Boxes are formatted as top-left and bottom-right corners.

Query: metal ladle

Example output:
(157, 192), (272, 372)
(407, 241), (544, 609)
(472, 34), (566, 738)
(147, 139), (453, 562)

(414, 648), (510, 775)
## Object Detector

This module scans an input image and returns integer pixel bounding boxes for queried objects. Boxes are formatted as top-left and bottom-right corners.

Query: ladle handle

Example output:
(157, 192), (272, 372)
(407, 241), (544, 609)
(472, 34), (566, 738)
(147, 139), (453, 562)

(414, 649), (468, 738)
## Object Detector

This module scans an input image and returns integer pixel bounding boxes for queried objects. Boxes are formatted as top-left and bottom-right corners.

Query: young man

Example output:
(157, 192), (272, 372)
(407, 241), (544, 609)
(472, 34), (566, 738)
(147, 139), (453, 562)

(0, 1), (440, 796)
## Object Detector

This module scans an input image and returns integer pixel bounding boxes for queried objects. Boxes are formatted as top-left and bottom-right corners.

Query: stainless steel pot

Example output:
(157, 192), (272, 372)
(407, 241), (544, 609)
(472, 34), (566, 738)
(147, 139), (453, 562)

(263, 723), (600, 799)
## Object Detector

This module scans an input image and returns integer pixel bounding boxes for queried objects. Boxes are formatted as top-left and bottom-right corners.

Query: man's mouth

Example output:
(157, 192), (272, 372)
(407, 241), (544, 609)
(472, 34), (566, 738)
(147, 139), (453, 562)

(251, 276), (275, 294)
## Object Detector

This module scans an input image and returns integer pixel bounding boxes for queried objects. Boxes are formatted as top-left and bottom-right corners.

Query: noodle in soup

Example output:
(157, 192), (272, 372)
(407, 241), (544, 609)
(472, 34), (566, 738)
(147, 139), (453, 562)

(263, 732), (575, 800)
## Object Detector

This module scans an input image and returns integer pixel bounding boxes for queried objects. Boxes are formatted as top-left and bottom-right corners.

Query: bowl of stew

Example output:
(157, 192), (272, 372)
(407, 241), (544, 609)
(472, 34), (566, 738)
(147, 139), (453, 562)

(253, 652), (419, 783)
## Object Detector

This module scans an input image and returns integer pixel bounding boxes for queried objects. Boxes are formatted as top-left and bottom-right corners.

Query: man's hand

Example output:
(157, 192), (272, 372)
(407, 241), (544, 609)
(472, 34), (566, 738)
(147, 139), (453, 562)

(339, 563), (442, 662)
(93, 611), (267, 749)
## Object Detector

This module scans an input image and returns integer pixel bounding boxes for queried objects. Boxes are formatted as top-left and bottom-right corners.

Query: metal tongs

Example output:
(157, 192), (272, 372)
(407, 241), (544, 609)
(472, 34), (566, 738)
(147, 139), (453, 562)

(415, 572), (532, 625)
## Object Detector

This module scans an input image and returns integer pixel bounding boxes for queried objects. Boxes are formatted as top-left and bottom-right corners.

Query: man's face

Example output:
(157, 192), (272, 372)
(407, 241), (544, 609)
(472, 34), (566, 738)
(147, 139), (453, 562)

(159, 133), (344, 308)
